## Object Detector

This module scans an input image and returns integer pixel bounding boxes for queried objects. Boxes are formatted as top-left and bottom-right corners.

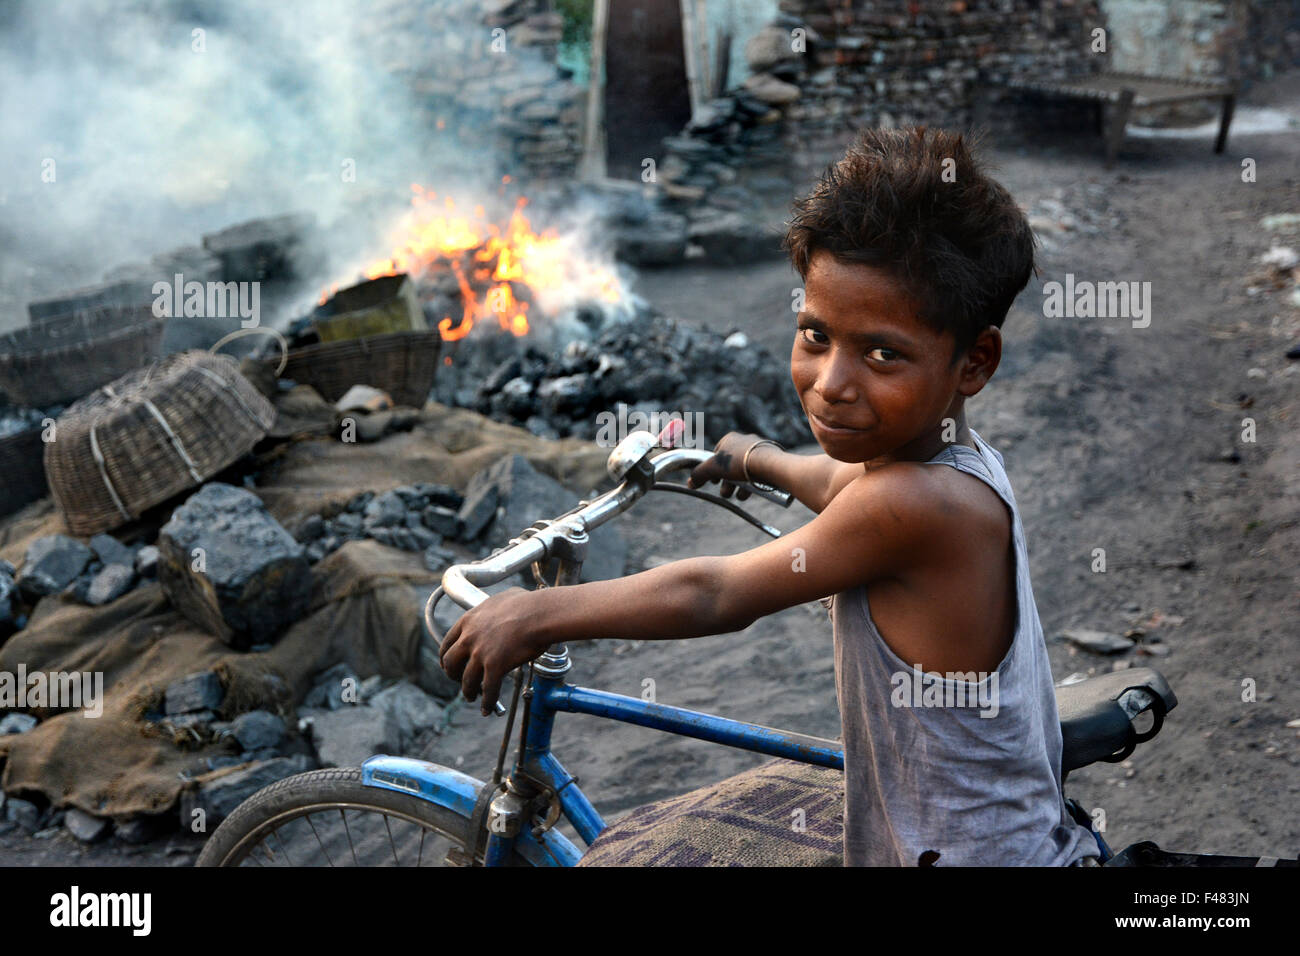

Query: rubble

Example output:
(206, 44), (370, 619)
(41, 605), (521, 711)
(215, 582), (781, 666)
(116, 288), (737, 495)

(14, 535), (93, 601)
(369, 680), (445, 748)
(158, 483), (312, 648)
(434, 312), (810, 448)
(64, 808), (110, 844)
(180, 754), (316, 825)
(468, 453), (626, 584)
(4, 797), (41, 834)
(229, 710), (287, 752)
(0, 713), (37, 735)
(299, 707), (400, 768)
(164, 671), (225, 716)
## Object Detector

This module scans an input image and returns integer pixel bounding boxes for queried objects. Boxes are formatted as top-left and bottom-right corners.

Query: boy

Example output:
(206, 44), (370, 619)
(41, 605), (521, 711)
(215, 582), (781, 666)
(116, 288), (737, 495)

(440, 128), (1100, 866)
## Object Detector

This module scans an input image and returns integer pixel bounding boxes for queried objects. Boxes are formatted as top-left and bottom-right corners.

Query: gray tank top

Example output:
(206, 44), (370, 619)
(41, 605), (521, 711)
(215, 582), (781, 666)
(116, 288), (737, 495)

(825, 429), (1099, 866)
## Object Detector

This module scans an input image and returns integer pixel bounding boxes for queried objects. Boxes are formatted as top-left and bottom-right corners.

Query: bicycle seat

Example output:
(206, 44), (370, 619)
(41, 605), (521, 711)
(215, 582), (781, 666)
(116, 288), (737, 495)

(1055, 667), (1177, 774)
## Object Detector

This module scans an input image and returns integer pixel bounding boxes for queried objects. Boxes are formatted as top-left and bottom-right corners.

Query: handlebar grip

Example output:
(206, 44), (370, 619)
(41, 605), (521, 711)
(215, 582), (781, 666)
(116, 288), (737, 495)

(742, 481), (794, 508)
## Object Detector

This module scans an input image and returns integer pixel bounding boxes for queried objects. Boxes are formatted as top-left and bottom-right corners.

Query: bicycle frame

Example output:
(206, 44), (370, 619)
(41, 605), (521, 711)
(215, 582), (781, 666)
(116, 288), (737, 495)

(362, 655), (845, 865)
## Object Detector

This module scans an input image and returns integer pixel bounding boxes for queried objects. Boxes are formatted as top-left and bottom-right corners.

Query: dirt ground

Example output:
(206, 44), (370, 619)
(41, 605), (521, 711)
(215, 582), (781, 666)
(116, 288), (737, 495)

(3, 72), (1296, 865)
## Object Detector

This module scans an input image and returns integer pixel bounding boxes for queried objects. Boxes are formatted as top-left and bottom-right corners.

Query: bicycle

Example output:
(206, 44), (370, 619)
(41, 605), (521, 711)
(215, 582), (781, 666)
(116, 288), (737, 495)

(197, 423), (1184, 867)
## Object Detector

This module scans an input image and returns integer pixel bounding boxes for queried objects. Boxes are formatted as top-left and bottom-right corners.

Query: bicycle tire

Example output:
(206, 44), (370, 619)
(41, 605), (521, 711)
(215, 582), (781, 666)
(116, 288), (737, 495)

(195, 767), (531, 867)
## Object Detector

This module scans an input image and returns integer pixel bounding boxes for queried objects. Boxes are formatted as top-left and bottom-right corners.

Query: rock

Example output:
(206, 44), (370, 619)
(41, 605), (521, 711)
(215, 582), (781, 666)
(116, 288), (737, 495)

(230, 709), (286, 751)
(333, 512), (365, 537)
(422, 543), (457, 573)
(1061, 629), (1134, 655)
(134, 545), (160, 578)
(456, 482), (499, 541)
(113, 816), (164, 843)
(335, 384), (393, 413)
(165, 671), (225, 715)
(15, 535), (93, 601)
(363, 490), (407, 529)
(157, 483), (312, 648)
(85, 563), (137, 606)
(5, 797), (42, 833)
(422, 504), (464, 539)
(296, 514), (326, 543)
(416, 483), (463, 511)
(369, 681), (444, 748)
(302, 663), (359, 711)
(468, 454), (627, 583)
(300, 706), (400, 767)
(744, 72), (801, 105)
(180, 754), (316, 826)
(89, 533), (135, 568)
(745, 24), (800, 72)
(348, 410), (395, 442)
(1260, 245), (1299, 271)
(0, 712), (37, 735)
(612, 209), (689, 267)
(163, 710), (217, 733)
(64, 807), (110, 843)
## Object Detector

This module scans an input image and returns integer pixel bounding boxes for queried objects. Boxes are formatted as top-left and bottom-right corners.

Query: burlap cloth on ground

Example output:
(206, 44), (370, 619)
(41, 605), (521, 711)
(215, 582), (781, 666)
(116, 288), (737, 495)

(0, 402), (611, 819)
(576, 759), (846, 866)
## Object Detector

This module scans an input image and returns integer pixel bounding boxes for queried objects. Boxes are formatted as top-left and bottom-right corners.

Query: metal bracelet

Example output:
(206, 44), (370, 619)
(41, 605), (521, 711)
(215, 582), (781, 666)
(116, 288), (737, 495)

(742, 438), (783, 486)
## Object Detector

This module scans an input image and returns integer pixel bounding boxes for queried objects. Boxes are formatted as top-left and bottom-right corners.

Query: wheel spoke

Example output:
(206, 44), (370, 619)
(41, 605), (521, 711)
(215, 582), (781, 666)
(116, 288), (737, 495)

(340, 809), (359, 866)
(306, 813), (335, 867)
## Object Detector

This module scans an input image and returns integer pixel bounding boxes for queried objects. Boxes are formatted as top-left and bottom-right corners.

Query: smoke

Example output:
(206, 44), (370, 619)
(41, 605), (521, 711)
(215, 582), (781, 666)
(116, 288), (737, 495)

(0, 0), (504, 329)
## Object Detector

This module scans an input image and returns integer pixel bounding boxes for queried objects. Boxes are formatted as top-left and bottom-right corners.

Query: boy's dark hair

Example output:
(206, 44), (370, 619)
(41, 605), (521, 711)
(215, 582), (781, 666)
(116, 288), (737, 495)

(783, 127), (1035, 358)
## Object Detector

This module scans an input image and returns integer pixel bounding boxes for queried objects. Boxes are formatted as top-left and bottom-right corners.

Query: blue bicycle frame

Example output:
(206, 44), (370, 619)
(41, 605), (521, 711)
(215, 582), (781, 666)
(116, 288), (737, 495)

(361, 653), (844, 866)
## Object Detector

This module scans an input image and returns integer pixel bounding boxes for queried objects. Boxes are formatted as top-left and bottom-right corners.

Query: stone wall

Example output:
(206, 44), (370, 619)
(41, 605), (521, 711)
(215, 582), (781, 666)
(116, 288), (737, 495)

(657, 0), (1108, 221)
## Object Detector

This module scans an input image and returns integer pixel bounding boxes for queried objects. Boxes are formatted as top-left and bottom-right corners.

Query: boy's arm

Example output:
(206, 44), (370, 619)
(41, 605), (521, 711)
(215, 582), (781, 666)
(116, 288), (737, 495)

(441, 464), (939, 711)
(742, 444), (862, 513)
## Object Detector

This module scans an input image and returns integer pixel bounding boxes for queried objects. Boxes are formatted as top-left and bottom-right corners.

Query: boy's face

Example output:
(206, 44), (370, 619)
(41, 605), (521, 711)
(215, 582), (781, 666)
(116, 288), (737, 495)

(791, 249), (994, 464)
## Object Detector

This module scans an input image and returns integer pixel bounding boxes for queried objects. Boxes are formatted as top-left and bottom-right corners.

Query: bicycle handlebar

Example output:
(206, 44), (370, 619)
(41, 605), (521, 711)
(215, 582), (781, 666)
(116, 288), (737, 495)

(439, 446), (714, 612)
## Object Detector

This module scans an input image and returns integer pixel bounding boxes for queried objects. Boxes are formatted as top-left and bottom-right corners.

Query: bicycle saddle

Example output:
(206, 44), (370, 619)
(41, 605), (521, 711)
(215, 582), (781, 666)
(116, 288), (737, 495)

(1055, 667), (1177, 775)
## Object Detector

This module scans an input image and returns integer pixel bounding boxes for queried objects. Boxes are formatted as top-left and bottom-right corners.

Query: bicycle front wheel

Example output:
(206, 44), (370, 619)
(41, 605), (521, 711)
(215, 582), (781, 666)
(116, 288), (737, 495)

(195, 767), (530, 867)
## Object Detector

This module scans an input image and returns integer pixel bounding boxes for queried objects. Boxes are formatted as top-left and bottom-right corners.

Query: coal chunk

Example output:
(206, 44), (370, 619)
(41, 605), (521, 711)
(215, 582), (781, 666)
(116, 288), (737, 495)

(15, 535), (93, 601)
(165, 671), (225, 715)
(158, 483), (311, 648)
(229, 709), (286, 751)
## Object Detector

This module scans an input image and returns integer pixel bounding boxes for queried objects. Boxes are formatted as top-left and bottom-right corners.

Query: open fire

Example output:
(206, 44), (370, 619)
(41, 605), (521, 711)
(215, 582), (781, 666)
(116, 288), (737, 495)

(319, 181), (630, 345)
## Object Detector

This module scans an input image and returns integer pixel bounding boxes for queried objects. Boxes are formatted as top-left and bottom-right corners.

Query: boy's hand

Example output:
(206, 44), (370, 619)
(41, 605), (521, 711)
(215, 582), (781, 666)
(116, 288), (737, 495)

(685, 431), (764, 500)
(438, 587), (552, 715)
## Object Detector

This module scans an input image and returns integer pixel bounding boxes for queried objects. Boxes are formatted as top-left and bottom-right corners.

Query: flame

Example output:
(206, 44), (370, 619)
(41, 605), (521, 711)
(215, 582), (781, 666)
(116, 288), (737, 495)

(319, 180), (626, 342)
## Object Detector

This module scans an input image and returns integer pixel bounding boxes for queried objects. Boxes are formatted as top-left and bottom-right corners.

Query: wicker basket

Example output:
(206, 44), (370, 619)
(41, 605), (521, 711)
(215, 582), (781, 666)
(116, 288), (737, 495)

(44, 350), (276, 535)
(0, 424), (50, 518)
(275, 330), (441, 409)
(0, 305), (166, 407)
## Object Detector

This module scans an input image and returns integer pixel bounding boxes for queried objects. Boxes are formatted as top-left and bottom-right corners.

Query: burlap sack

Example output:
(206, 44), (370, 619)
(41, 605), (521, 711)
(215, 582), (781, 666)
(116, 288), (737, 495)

(577, 759), (846, 866)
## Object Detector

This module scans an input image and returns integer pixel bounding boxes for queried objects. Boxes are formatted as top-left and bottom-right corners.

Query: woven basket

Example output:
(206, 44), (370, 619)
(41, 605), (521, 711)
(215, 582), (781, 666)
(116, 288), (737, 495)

(44, 350), (276, 535)
(274, 330), (441, 409)
(0, 305), (166, 407)
(0, 424), (50, 518)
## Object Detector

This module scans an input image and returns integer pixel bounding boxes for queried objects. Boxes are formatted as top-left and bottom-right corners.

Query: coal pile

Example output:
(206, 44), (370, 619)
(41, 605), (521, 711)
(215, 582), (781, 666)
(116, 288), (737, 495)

(431, 308), (811, 448)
